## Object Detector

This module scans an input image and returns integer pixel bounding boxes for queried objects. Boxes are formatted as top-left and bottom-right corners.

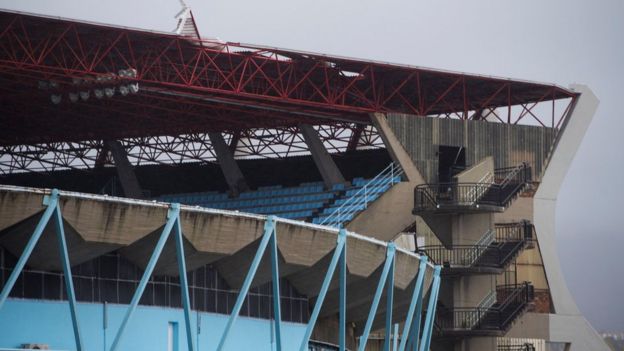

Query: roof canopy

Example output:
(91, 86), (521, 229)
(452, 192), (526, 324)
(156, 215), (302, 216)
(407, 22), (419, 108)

(0, 10), (577, 147)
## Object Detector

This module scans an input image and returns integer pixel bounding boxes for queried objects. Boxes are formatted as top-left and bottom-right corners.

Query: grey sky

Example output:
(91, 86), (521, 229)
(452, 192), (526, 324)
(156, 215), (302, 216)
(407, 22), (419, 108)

(2, 0), (623, 332)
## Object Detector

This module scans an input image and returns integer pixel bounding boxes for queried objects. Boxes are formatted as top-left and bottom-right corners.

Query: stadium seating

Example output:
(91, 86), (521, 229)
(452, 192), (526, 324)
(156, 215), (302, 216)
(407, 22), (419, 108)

(312, 175), (401, 226)
(156, 176), (400, 224)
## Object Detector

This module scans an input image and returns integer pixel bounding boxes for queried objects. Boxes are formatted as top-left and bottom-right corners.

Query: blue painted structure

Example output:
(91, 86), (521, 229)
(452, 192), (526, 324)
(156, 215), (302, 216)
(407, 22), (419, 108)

(0, 189), (441, 351)
(0, 299), (307, 351)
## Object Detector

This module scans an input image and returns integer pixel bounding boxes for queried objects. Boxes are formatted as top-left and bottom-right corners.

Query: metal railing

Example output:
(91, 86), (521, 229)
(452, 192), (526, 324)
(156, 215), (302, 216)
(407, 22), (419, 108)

(436, 282), (534, 332)
(420, 228), (493, 267)
(454, 289), (498, 329)
(319, 163), (403, 226)
(498, 344), (536, 351)
(413, 163), (531, 212)
(465, 171), (494, 204)
(419, 222), (533, 269)
(495, 221), (534, 242)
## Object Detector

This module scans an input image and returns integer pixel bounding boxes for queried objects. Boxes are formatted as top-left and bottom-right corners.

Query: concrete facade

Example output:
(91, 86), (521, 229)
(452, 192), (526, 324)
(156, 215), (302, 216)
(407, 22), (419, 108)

(0, 185), (436, 350)
(355, 85), (608, 350)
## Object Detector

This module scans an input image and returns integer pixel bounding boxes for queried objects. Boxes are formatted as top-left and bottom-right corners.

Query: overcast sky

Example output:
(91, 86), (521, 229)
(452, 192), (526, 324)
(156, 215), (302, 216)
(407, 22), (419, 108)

(1, 0), (622, 332)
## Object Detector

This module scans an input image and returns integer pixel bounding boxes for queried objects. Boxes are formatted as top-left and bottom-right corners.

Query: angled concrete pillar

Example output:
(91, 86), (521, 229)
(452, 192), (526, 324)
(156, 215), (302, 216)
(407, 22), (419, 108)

(533, 84), (609, 351)
(105, 140), (143, 199)
(369, 113), (423, 183)
(208, 131), (249, 195)
(299, 124), (345, 187)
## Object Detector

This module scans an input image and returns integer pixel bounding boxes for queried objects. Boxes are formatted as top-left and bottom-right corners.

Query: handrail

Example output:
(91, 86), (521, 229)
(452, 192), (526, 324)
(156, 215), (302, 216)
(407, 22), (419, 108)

(497, 162), (530, 187)
(457, 289), (497, 330)
(465, 171), (494, 205)
(497, 344), (536, 351)
(435, 283), (533, 332)
(464, 229), (495, 265)
(319, 163), (403, 226)
(413, 163), (531, 212)
(420, 222), (532, 269)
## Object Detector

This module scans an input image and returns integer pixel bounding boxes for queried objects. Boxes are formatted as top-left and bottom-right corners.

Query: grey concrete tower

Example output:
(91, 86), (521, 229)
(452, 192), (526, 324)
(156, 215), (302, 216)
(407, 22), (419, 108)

(347, 85), (608, 351)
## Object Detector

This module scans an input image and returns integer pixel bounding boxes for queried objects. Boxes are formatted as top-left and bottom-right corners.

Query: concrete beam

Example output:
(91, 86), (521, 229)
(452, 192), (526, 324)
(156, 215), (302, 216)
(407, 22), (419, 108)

(299, 124), (345, 187)
(208, 131), (249, 195)
(105, 140), (143, 199)
(0, 212), (120, 271)
(369, 113), (423, 183)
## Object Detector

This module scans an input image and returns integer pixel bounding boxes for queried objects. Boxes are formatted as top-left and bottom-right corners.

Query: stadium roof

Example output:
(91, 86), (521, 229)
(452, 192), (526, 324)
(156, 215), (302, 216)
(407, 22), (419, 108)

(0, 9), (578, 147)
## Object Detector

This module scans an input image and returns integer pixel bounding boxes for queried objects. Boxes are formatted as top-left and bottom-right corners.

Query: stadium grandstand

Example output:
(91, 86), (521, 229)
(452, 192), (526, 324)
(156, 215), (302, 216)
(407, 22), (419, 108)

(0, 3), (610, 351)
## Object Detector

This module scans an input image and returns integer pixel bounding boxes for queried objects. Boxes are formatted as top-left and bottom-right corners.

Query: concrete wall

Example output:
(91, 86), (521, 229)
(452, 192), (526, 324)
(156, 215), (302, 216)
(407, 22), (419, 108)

(385, 115), (555, 182)
(453, 156), (494, 184)
(0, 298), (307, 351)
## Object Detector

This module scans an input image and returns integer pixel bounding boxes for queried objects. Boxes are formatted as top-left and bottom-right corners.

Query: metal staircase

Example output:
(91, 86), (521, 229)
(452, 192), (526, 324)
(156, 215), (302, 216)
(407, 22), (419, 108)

(435, 282), (534, 336)
(413, 163), (532, 213)
(420, 221), (534, 274)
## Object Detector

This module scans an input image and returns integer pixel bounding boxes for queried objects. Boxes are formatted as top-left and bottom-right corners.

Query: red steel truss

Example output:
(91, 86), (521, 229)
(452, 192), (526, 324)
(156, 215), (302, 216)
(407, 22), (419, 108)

(0, 10), (577, 174)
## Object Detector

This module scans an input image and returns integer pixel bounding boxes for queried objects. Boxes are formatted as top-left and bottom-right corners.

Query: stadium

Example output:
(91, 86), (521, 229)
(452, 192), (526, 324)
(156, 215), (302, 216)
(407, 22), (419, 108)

(0, 4), (610, 351)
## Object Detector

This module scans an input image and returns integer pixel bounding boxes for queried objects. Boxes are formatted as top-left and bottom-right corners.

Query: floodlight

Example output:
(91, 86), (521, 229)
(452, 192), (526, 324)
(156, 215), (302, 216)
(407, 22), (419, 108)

(69, 92), (79, 103)
(129, 83), (139, 94)
(104, 87), (115, 98)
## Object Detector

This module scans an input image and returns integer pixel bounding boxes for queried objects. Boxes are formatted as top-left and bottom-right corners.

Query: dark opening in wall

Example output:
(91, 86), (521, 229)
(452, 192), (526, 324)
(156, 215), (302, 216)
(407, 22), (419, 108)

(437, 145), (466, 183)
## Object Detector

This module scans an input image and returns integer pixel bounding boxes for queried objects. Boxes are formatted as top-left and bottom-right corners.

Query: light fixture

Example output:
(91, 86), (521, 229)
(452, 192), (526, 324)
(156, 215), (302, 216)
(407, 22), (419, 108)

(80, 91), (90, 101)
(94, 89), (104, 99)
(50, 94), (62, 104)
(129, 82), (139, 94)
(69, 92), (79, 103)
(104, 87), (115, 98)
(119, 85), (129, 96)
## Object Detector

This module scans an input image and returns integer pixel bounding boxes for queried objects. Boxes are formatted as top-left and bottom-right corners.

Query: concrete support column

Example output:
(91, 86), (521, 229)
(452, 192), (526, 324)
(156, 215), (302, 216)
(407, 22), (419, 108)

(299, 124), (345, 188)
(208, 131), (249, 195)
(105, 140), (143, 199)
(370, 113), (423, 183)
(534, 84), (598, 315)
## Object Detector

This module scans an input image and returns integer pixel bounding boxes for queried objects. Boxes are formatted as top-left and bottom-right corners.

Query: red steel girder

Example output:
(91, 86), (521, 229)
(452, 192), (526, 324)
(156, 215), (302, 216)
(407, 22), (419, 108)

(0, 10), (578, 135)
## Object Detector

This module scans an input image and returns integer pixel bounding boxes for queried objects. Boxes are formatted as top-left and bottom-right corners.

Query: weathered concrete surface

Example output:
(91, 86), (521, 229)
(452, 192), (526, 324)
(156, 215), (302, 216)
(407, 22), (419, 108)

(384, 113), (556, 183)
(532, 85), (609, 350)
(0, 184), (435, 329)
(453, 156), (494, 184)
(207, 131), (249, 194)
(370, 112), (424, 183)
(299, 123), (345, 187)
(347, 113), (427, 241)
(106, 140), (143, 199)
